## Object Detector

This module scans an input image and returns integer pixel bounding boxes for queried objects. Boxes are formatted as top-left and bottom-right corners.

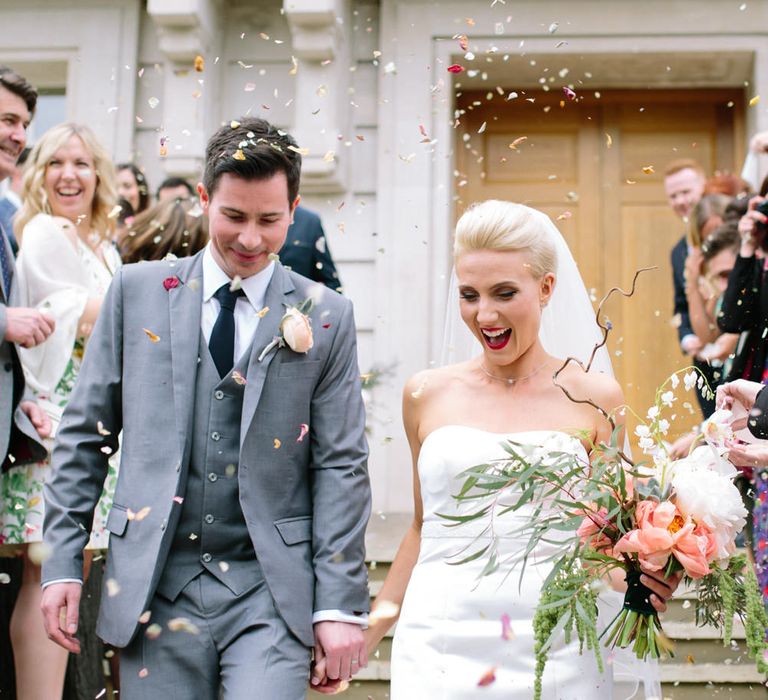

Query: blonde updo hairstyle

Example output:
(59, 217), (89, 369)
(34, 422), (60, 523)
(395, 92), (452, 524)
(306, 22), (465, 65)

(14, 122), (118, 241)
(454, 200), (558, 279)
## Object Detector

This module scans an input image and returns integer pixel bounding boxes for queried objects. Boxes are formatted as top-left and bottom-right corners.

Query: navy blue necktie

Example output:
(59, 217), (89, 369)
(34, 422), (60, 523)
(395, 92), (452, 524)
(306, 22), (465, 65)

(0, 223), (13, 300)
(209, 284), (245, 378)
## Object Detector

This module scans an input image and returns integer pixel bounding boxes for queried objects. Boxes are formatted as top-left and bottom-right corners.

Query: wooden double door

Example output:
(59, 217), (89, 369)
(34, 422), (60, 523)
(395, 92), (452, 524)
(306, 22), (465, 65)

(456, 89), (745, 432)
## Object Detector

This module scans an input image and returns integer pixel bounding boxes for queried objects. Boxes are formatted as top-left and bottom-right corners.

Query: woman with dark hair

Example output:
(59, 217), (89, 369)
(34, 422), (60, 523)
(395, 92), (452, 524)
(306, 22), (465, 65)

(116, 163), (150, 216)
(119, 196), (208, 264)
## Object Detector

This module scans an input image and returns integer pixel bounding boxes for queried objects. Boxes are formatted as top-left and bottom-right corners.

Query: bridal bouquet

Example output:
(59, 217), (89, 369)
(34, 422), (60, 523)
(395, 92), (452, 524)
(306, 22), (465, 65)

(444, 368), (768, 699)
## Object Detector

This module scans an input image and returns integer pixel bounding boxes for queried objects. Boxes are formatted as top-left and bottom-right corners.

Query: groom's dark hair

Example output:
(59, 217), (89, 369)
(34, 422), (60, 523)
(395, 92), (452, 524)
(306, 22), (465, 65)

(203, 116), (302, 204)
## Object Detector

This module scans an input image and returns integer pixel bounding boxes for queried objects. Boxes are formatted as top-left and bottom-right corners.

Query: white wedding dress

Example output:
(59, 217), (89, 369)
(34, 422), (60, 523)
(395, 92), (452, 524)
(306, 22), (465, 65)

(391, 425), (613, 699)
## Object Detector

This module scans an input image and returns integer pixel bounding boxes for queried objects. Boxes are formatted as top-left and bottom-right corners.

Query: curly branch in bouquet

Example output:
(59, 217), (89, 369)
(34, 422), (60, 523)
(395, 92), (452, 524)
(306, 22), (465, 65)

(551, 266), (654, 466)
(443, 267), (767, 700)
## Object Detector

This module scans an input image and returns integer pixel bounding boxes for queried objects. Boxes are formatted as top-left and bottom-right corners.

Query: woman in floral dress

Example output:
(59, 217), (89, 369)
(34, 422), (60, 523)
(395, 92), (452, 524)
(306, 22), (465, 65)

(0, 122), (120, 698)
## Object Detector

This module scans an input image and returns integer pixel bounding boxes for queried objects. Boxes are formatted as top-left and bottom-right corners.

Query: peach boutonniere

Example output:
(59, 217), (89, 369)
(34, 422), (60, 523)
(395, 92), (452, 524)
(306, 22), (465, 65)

(163, 276), (180, 291)
(257, 298), (314, 362)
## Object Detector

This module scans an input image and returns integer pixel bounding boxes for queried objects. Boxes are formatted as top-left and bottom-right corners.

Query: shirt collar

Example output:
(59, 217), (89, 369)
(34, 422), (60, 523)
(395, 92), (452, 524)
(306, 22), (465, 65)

(202, 244), (275, 311)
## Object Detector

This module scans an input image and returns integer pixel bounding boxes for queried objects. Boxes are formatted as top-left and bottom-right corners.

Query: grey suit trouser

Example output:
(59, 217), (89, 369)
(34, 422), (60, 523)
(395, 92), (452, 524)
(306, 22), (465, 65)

(120, 567), (311, 699)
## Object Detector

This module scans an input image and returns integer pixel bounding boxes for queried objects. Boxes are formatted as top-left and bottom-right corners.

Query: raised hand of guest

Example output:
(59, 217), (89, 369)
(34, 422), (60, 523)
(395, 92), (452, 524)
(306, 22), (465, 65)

(3, 306), (55, 347)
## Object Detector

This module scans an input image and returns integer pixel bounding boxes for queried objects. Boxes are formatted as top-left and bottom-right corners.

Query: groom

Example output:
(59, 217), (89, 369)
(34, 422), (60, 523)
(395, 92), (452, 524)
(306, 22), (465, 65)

(41, 117), (371, 697)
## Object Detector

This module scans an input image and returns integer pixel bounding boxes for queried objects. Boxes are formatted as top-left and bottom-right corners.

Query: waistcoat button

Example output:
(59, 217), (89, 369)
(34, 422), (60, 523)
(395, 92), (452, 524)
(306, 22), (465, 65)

(201, 553), (212, 563)
(214, 390), (224, 400)
(208, 472), (218, 482)
(211, 431), (221, 441)
(204, 514), (215, 524)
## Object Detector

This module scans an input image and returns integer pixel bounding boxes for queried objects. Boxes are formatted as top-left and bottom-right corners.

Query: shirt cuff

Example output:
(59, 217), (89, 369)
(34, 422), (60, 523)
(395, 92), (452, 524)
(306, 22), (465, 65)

(312, 609), (369, 628)
(41, 578), (83, 590)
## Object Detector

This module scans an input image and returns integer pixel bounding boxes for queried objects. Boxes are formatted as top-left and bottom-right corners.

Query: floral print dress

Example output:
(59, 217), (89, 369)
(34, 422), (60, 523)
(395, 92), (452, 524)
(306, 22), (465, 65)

(0, 214), (121, 550)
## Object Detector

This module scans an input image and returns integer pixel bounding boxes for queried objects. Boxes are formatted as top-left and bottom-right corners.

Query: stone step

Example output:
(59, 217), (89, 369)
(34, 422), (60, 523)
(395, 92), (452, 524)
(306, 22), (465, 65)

(311, 658), (765, 686)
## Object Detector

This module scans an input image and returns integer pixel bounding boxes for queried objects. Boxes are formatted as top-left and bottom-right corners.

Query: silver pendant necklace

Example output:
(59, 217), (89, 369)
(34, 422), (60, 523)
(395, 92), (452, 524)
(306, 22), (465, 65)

(479, 360), (549, 386)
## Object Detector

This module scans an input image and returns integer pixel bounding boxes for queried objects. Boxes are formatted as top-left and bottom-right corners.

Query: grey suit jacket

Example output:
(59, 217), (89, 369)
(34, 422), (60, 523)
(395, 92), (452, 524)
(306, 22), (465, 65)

(42, 251), (371, 648)
(0, 222), (46, 467)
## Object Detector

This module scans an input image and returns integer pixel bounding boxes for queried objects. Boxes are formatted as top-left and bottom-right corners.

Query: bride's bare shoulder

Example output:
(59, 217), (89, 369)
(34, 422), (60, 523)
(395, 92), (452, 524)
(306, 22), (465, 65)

(403, 362), (474, 404)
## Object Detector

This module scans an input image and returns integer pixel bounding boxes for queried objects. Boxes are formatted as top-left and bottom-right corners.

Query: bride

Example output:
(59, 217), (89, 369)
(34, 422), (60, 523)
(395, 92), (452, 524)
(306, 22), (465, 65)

(364, 201), (680, 698)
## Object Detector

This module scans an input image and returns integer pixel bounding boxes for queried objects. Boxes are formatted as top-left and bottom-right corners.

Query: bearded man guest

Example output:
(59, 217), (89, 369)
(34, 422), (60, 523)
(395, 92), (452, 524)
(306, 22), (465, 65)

(41, 117), (371, 698)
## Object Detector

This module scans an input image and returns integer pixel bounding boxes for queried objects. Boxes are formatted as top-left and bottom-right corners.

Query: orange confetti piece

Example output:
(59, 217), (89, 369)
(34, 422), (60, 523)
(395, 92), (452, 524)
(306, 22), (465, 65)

(194, 55), (204, 72)
(458, 34), (468, 51)
(257, 307), (270, 318)
(274, 438), (282, 449)
(142, 328), (160, 343)
(233, 149), (246, 161)
(508, 136), (527, 150)
(749, 95), (760, 107)
(478, 667), (497, 686)
(556, 211), (572, 221)
(231, 370), (247, 385)
(642, 165), (655, 174)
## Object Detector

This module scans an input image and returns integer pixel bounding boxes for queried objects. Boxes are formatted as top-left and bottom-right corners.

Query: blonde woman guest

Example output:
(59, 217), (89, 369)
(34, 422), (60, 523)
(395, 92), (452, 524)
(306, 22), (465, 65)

(0, 122), (120, 698)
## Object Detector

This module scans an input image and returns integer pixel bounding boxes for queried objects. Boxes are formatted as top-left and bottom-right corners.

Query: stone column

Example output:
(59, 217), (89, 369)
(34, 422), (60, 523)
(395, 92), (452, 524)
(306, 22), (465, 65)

(284, 0), (350, 193)
(147, 0), (222, 181)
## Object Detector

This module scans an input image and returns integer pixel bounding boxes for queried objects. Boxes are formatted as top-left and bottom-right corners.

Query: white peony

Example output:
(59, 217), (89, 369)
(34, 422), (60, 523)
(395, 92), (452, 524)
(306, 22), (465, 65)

(670, 445), (739, 479)
(701, 409), (735, 453)
(672, 467), (747, 561)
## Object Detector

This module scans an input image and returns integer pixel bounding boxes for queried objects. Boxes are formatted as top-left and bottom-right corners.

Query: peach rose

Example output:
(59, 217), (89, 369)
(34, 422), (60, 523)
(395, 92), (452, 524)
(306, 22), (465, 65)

(613, 500), (711, 579)
(576, 507), (615, 555)
(281, 308), (314, 353)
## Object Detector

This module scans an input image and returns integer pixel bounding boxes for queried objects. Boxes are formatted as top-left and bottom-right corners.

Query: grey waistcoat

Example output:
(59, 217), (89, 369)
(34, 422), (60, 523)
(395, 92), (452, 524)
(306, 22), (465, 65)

(156, 337), (260, 600)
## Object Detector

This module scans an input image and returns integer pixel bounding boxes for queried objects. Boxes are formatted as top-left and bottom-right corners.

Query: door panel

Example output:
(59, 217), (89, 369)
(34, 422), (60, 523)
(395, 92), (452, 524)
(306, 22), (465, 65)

(456, 89), (744, 435)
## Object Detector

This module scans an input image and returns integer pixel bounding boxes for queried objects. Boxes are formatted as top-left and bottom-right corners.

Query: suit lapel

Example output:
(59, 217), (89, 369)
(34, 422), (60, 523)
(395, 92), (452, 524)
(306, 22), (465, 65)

(168, 253), (204, 462)
(240, 264), (296, 448)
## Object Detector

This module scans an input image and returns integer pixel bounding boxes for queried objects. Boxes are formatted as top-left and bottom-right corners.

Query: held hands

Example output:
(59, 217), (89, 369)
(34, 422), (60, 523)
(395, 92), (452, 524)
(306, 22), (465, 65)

(310, 621), (367, 694)
(40, 582), (82, 654)
(20, 400), (52, 439)
(4, 307), (55, 348)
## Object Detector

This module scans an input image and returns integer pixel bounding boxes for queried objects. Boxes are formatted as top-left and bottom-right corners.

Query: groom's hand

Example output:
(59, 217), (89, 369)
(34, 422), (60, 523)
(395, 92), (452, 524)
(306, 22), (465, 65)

(311, 621), (367, 690)
(41, 582), (82, 653)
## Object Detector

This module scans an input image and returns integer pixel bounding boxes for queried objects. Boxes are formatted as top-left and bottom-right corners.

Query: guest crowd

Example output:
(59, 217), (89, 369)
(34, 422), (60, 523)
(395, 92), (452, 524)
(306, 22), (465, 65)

(2, 58), (768, 698)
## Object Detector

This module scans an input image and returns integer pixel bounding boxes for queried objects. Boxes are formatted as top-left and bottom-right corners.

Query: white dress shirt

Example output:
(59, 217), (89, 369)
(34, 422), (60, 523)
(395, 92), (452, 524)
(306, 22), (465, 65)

(201, 245), (274, 364)
(46, 245), (366, 627)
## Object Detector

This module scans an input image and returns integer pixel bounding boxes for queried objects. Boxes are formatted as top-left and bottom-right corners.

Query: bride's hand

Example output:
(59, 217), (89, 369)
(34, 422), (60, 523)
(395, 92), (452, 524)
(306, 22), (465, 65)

(640, 566), (684, 613)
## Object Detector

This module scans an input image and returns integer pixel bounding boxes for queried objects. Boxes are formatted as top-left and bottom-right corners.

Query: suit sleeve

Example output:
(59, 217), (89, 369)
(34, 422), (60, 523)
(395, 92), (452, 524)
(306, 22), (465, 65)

(671, 241), (693, 343)
(0, 303), (7, 345)
(718, 255), (762, 333)
(311, 219), (342, 292)
(309, 301), (371, 613)
(41, 268), (124, 583)
(748, 386), (768, 440)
